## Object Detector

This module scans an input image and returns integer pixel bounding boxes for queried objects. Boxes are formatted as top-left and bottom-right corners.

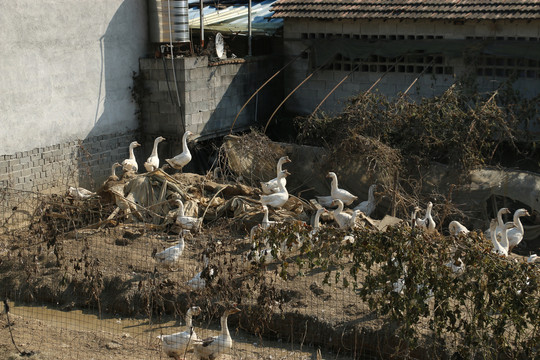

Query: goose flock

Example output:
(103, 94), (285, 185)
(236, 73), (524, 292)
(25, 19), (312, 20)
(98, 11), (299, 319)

(69, 130), (538, 359)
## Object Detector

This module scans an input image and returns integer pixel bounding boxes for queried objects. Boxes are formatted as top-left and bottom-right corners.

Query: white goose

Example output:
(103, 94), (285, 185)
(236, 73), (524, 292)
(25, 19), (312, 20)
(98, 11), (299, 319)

(261, 156), (291, 194)
(261, 205), (276, 229)
(260, 170), (290, 208)
(489, 218), (508, 256)
(354, 184), (377, 217)
(155, 237), (185, 267)
(490, 207), (511, 241)
(165, 131), (193, 172)
(415, 202), (436, 233)
(175, 199), (202, 232)
(448, 220), (470, 236)
(316, 172), (358, 207)
(193, 306), (241, 360)
(122, 141), (141, 173)
(311, 208), (327, 235)
(158, 306), (202, 359)
(506, 208), (530, 252)
(144, 136), (166, 172)
(187, 255), (215, 290)
(410, 206), (422, 228)
(331, 199), (355, 230)
(103, 162), (122, 186)
(67, 186), (97, 200)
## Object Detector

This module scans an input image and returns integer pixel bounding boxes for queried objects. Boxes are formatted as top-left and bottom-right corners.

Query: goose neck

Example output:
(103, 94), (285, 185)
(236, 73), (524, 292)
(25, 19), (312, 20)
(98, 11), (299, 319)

(513, 211), (524, 233)
(313, 210), (323, 229)
(185, 311), (193, 328)
(151, 138), (160, 156)
(182, 132), (190, 153)
(177, 201), (185, 217)
(128, 144), (136, 159)
(220, 314), (231, 338)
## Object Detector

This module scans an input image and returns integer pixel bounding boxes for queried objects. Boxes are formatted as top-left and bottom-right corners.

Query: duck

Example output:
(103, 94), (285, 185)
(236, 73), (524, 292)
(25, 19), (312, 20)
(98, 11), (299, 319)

(489, 218), (508, 257)
(165, 131), (193, 172)
(188, 255), (215, 290)
(260, 170), (290, 208)
(122, 141), (141, 173)
(506, 208), (530, 251)
(415, 202), (436, 233)
(260, 156), (292, 194)
(144, 136), (166, 172)
(316, 172), (358, 207)
(193, 306), (241, 360)
(448, 220), (469, 236)
(331, 199), (355, 230)
(154, 236), (185, 267)
(353, 184), (377, 217)
(158, 306), (202, 359)
(175, 199), (202, 232)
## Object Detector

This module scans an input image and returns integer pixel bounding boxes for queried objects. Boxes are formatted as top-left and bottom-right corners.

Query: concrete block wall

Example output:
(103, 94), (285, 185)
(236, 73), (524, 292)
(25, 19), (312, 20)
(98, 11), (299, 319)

(283, 19), (540, 115)
(139, 55), (282, 161)
(0, 131), (138, 193)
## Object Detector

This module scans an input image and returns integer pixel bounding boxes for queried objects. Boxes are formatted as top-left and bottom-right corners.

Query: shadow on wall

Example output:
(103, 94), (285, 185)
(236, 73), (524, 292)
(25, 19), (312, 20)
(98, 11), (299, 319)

(77, 0), (147, 189)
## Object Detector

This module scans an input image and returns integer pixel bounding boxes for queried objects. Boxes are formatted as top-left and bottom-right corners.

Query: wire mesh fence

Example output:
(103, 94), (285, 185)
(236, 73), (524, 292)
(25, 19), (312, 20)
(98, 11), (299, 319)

(1, 170), (539, 360)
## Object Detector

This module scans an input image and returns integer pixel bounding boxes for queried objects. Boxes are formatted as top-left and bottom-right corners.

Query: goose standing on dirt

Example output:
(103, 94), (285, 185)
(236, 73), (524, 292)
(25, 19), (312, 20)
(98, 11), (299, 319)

(354, 184), (377, 217)
(144, 136), (166, 172)
(165, 131), (193, 172)
(154, 236), (185, 267)
(416, 202), (436, 233)
(448, 220), (469, 236)
(175, 199), (202, 232)
(260, 170), (290, 208)
(506, 208), (530, 252)
(193, 305), (241, 360)
(122, 141), (141, 173)
(158, 306), (202, 359)
(316, 172), (357, 207)
(261, 156), (291, 194)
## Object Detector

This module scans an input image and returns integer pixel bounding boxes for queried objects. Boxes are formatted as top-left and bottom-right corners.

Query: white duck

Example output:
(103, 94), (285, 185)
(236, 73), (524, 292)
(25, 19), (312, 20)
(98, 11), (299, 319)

(144, 136), (166, 172)
(193, 306), (241, 360)
(448, 220), (469, 236)
(316, 172), (358, 207)
(155, 237), (185, 267)
(353, 184), (377, 217)
(415, 202), (436, 233)
(260, 170), (290, 208)
(331, 199), (355, 230)
(175, 199), (202, 232)
(158, 306), (202, 360)
(122, 141), (141, 173)
(187, 255), (214, 290)
(260, 156), (292, 194)
(506, 208), (530, 251)
(489, 218), (508, 256)
(165, 131), (193, 172)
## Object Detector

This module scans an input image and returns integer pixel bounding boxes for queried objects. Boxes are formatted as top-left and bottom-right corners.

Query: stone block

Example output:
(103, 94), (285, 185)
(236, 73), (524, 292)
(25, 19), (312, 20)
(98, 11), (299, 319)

(140, 58), (161, 70)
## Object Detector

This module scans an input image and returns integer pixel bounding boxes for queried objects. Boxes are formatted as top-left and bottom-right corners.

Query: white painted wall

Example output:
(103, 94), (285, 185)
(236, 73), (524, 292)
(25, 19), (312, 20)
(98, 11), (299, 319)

(0, 0), (149, 155)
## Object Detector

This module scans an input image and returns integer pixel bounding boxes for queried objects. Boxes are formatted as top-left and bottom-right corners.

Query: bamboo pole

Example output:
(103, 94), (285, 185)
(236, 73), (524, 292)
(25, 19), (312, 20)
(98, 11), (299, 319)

(230, 52), (305, 133)
(401, 60), (435, 98)
(264, 63), (326, 133)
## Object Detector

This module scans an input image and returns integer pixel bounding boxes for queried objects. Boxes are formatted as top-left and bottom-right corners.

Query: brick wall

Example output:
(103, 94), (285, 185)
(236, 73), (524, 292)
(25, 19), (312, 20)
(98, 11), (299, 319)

(139, 55), (282, 159)
(282, 19), (540, 116)
(0, 131), (139, 194)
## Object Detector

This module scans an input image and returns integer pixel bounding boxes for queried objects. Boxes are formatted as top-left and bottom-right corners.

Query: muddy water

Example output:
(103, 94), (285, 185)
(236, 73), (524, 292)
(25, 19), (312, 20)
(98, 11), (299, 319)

(7, 301), (354, 359)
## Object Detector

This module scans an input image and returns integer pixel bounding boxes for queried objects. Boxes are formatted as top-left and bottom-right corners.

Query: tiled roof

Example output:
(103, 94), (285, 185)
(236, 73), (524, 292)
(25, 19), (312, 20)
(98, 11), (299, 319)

(270, 0), (540, 20)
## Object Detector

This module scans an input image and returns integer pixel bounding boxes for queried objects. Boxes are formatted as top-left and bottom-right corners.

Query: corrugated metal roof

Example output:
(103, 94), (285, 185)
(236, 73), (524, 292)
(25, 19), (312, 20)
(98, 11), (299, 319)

(189, 0), (283, 35)
(270, 0), (540, 20)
